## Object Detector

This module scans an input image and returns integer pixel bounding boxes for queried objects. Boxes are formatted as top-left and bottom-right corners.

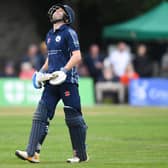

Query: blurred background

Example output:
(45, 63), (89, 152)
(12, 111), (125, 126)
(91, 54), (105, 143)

(1, 2), (168, 167)
(0, 0), (168, 106)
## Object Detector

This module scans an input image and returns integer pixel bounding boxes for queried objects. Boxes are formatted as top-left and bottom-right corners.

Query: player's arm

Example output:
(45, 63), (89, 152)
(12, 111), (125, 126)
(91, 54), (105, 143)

(49, 51), (81, 85)
(63, 29), (82, 72)
(64, 50), (82, 71)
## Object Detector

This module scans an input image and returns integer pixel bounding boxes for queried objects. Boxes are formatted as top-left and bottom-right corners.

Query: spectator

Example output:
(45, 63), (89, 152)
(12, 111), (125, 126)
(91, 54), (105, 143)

(0, 61), (17, 77)
(98, 65), (120, 82)
(22, 44), (44, 71)
(133, 44), (153, 77)
(108, 42), (131, 77)
(84, 44), (104, 82)
(120, 63), (139, 86)
(39, 41), (47, 64)
(160, 48), (168, 77)
(95, 65), (125, 104)
(77, 61), (89, 77)
(120, 63), (139, 102)
(19, 62), (35, 80)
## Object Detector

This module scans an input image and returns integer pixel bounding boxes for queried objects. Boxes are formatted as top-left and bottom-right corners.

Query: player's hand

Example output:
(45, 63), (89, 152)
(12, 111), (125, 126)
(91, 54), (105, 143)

(49, 68), (67, 85)
(32, 71), (53, 89)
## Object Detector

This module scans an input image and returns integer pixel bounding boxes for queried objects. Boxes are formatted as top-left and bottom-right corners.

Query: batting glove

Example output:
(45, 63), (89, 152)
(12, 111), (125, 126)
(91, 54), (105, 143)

(32, 71), (53, 89)
(60, 67), (68, 74)
(49, 67), (67, 85)
(32, 72), (43, 89)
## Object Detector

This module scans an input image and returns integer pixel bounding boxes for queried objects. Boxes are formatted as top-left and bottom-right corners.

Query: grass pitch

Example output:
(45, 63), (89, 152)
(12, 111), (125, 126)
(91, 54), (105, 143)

(0, 105), (168, 168)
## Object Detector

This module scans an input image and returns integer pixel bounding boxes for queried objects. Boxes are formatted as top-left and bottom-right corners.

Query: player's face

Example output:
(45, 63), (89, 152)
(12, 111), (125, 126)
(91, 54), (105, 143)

(52, 7), (66, 21)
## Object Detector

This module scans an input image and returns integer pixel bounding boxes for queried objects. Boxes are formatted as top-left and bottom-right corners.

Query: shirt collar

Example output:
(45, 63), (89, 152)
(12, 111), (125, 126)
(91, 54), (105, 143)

(52, 24), (67, 33)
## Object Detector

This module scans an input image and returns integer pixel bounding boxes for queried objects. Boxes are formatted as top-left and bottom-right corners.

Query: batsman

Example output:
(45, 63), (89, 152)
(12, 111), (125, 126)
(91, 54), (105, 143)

(15, 4), (88, 163)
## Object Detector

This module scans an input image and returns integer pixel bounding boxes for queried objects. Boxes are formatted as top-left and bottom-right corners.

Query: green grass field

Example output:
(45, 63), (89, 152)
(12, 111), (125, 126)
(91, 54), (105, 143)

(0, 105), (168, 168)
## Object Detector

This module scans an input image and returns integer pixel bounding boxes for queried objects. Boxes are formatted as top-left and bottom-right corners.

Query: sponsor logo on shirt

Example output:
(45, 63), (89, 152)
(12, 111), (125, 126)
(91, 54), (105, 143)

(55, 35), (61, 42)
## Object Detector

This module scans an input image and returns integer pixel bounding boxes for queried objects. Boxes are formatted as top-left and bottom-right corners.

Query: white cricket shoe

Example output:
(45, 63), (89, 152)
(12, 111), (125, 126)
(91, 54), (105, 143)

(67, 155), (89, 163)
(15, 150), (40, 163)
(67, 156), (80, 163)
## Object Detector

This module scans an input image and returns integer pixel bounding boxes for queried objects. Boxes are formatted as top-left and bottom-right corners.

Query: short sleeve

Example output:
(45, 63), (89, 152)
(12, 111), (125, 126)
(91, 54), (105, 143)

(66, 28), (80, 52)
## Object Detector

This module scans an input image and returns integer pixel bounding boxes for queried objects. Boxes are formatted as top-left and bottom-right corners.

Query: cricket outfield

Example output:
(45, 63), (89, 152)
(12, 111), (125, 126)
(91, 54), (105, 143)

(0, 105), (168, 168)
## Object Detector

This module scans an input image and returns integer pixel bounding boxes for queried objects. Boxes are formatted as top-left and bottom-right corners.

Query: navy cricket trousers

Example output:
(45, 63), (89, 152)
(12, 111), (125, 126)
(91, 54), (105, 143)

(40, 82), (82, 120)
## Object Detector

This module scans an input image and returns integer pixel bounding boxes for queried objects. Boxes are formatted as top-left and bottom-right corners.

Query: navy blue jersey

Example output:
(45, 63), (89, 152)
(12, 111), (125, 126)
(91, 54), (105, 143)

(46, 24), (80, 84)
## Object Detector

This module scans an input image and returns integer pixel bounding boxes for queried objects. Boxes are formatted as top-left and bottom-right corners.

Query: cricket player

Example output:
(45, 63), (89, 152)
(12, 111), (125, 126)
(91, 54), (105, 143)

(15, 4), (88, 163)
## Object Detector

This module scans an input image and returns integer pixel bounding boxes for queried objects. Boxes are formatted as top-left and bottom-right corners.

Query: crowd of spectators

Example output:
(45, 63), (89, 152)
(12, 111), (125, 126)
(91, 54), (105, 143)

(0, 41), (167, 104)
(80, 42), (167, 103)
(0, 42), (47, 79)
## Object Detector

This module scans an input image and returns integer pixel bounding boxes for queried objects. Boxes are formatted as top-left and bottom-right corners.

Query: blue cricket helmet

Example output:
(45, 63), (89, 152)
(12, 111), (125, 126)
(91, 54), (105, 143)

(48, 4), (75, 25)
